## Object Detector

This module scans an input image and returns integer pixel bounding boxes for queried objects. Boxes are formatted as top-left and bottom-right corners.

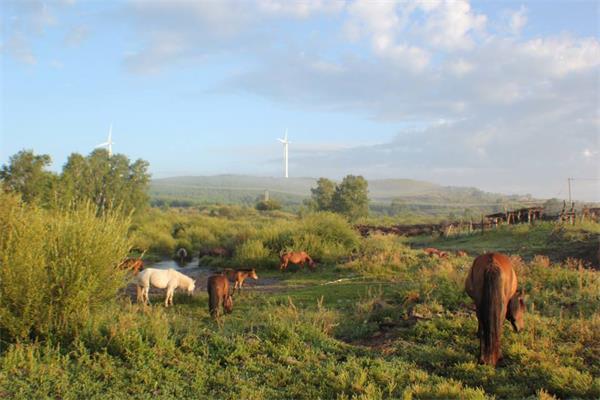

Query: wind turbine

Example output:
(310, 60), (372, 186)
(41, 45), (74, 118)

(96, 124), (115, 157)
(277, 129), (290, 178)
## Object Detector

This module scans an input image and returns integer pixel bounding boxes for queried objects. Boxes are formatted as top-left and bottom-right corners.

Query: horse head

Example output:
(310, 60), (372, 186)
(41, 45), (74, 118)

(507, 288), (526, 332)
(250, 269), (258, 280)
(224, 295), (233, 314)
(188, 280), (196, 295)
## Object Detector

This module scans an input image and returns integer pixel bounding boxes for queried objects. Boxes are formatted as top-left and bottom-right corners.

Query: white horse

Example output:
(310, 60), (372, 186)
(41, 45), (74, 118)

(135, 268), (195, 307)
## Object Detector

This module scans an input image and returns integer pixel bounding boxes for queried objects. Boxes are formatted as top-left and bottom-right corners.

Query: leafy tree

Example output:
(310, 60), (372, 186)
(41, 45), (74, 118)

(0, 150), (56, 205)
(332, 175), (369, 220)
(309, 178), (336, 211)
(59, 149), (150, 215)
(256, 199), (282, 211)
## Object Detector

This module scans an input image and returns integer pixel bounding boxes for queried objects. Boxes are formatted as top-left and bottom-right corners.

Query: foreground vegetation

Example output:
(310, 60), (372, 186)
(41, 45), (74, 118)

(1, 149), (598, 398)
(1, 193), (599, 398)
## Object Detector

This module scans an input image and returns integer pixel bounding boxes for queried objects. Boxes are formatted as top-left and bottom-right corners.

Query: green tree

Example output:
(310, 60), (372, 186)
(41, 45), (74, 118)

(256, 199), (282, 211)
(332, 175), (369, 220)
(310, 178), (336, 211)
(0, 150), (56, 205)
(59, 149), (150, 215)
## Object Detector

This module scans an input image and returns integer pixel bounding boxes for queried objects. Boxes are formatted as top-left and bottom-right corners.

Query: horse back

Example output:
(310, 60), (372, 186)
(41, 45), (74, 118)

(466, 253), (516, 305)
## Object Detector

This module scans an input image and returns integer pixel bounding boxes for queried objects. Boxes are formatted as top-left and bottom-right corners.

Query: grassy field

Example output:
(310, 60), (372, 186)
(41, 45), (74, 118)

(2, 252), (599, 398)
(1, 200), (599, 399)
(410, 222), (600, 268)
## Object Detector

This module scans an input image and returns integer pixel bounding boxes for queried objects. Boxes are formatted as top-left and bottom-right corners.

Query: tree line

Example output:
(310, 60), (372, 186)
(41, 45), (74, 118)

(0, 149), (150, 215)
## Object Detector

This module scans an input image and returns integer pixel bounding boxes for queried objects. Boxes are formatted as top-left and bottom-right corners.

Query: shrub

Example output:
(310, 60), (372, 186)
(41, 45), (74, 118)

(292, 212), (360, 263)
(0, 193), (130, 342)
(234, 239), (274, 268)
(256, 199), (282, 211)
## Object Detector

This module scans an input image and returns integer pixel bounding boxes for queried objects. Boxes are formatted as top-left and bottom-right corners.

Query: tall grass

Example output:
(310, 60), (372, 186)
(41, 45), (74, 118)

(132, 209), (360, 267)
(0, 192), (130, 342)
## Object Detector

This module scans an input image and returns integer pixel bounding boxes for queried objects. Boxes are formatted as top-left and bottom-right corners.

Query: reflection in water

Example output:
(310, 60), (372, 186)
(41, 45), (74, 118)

(148, 258), (214, 273)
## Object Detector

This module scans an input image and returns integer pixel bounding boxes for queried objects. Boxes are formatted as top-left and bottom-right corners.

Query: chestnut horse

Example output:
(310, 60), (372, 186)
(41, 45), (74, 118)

(120, 258), (144, 275)
(119, 255), (145, 275)
(279, 251), (315, 271)
(207, 275), (233, 318)
(465, 253), (525, 366)
(223, 268), (259, 295)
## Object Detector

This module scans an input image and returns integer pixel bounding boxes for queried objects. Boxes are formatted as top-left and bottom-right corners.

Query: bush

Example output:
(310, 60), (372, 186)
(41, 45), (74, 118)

(256, 199), (282, 211)
(291, 212), (360, 263)
(234, 239), (274, 268)
(0, 192), (130, 342)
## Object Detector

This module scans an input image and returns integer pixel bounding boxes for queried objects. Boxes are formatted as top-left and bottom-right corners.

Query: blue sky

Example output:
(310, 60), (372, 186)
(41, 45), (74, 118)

(1, 0), (599, 200)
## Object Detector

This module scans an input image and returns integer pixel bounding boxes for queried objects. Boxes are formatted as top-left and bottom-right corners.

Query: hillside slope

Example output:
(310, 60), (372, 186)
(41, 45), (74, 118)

(150, 175), (525, 206)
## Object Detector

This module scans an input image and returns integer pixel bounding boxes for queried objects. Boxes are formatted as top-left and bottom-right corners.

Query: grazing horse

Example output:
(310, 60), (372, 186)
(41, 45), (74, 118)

(176, 247), (189, 264)
(423, 247), (448, 258)
(119, 257), (144, 275)
(207, 275), (233, 318)
(223, 268), (259, 295)
(135, 268), (195, 307)
(465, 253), (526, 366)
(279, 251), (315, 271)
(200, 247), (230, 258)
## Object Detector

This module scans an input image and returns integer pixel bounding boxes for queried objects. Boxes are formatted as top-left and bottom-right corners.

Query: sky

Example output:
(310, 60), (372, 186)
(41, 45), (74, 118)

(1, 0), (599, 200)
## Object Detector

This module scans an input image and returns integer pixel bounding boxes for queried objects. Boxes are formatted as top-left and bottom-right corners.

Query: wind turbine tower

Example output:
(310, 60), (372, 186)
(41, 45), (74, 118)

(277, 129), (290, 178)
(96, 124), (115, 157)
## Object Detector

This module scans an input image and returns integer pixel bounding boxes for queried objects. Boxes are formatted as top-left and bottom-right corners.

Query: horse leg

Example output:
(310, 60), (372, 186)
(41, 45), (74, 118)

(165, 287), (172, 307)
(144, 287), (151, 305)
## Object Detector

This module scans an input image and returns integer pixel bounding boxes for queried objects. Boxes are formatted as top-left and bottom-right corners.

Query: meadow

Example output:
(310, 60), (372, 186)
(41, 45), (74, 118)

(1, 195), (599, 399)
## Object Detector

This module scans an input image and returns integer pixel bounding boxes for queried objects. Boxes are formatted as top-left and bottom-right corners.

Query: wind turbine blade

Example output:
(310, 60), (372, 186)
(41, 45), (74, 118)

(277, 138), (286, 143)
(284, 128), (288, 141)
(96, 142), (108, 147)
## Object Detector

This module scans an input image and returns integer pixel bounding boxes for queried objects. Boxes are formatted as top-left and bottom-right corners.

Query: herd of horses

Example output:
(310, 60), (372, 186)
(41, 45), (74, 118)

(122, 249), (525, 367)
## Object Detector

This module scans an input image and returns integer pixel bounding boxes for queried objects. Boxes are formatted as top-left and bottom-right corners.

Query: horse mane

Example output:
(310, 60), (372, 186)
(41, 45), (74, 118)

(481, 255), (504, 364)
(236, 268), (254, 272)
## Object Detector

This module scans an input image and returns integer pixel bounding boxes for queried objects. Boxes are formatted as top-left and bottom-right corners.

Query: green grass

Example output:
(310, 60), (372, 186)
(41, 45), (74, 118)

(2, 255), (598, 399)
(410, 222), (600, 267)
(2, 200), (599, 399)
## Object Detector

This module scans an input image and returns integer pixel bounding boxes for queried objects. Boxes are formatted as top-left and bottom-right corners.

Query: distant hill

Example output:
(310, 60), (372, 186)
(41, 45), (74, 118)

(150, 175), (536, 215)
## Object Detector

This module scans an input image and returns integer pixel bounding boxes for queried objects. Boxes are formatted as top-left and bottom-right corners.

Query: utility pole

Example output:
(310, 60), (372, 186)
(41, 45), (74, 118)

(567, 177), (572, 205)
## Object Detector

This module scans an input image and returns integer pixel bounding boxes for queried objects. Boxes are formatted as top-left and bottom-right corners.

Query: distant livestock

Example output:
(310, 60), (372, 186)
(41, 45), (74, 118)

(199, 247), (231, 258)
(223, 268), (259, 295)
(279, 251), (315, 271)
(423, 248), (448, 258)
(119, 257), (144, 275)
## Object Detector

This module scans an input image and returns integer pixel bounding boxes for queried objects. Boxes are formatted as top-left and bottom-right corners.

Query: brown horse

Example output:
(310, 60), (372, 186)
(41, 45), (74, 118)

(119, 257), (144, 275)
(200, 247), (230, 258)
(465, 253), (525, 366)
(279, 251), (315, 271)
(207, 275), (233, 318)
(222, 268), (259, 295)
(423, 247), (448, 258)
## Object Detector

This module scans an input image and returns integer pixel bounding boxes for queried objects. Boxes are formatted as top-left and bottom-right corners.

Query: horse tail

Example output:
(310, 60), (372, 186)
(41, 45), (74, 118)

(481, 258), (503, 365)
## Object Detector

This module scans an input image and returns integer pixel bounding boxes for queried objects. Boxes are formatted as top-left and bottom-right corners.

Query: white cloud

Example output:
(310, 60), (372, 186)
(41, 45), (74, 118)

(257, 0), (344, 18)
(416, 0), (487, 50)
(508, 6), (528, 35)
